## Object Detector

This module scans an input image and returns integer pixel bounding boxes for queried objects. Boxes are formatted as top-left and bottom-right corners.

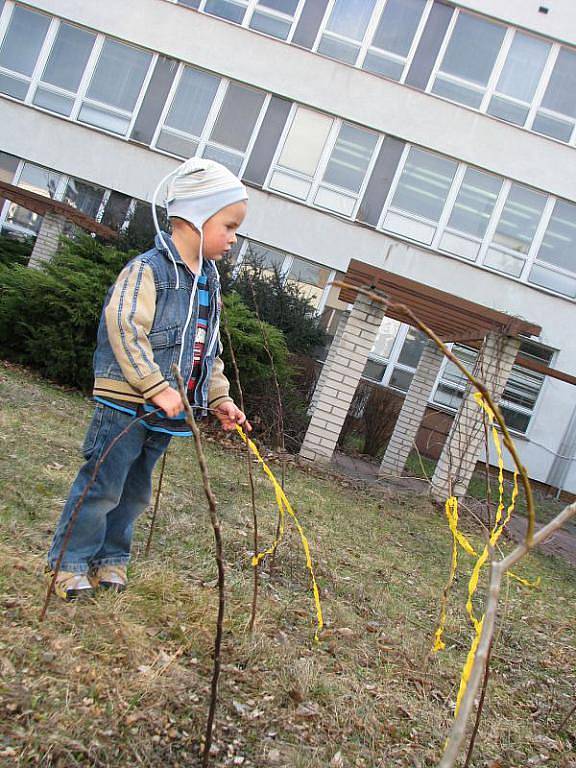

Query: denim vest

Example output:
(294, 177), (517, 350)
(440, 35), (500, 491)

(93, 233), (221, 408)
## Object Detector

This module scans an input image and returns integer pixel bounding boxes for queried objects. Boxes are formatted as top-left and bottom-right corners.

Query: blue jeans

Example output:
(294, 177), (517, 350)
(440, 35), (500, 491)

(48, 404), (171, 573)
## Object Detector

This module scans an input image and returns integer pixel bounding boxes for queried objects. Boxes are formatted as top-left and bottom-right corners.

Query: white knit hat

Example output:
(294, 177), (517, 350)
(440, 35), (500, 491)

(165, 157), (248, 228)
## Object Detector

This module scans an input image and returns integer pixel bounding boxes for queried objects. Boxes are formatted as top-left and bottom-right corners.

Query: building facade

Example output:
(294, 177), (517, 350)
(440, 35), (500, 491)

(0, 0), (575, 491)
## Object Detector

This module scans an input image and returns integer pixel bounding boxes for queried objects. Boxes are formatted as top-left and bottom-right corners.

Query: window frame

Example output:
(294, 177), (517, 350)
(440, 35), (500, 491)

(363, 322), (424, 394)
(264, 103), (382, 219)
(0, 5), (157, 139)
(151, 61), (269, 175)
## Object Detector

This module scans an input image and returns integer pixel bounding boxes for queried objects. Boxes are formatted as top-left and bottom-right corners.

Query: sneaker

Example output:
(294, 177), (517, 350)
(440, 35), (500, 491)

(90, 564), (127, 593)
(48, 570), (95, 602)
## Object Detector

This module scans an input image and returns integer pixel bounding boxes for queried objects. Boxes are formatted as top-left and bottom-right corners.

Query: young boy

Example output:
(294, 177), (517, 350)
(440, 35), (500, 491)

(47, 158), (250, 600)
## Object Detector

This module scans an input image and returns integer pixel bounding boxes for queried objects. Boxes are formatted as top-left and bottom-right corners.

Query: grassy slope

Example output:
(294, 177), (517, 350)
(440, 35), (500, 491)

(0, 362), (575, 768)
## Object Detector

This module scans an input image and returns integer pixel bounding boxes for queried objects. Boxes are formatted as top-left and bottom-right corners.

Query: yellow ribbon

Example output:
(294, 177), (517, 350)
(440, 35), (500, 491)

(235, 426), (324, 642)
(433, 394), (540, 715)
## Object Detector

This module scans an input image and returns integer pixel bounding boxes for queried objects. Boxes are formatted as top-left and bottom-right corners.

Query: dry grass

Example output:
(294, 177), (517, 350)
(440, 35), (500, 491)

(0, 361), (575, 768)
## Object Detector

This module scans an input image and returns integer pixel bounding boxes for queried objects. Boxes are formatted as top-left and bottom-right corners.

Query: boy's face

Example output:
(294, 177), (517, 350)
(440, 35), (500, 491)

(203, 201), (247, 260)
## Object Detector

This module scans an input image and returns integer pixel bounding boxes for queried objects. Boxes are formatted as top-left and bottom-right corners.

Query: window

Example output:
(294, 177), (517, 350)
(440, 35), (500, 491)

(78, 39), (152, 135)
(157, 66), (220, 157)
(269, 107), (333, 199)
(204, 0), (248, 23)
(364, 321), (424, 394)
(363, 0), (427, 81)
(431, 12), (505, 108)
(382, 147), (458, 244)
(249, 0), (300, 41)
(203, 82), (266, 173)
(0, 5), (50, 99)
(483, 183), (547, 277)
(433, 341), (549, 434)
(530, 199), (576, 298)
(487, 32), (550, 127)
(440, 168), (502, 261)
(314, 122), (378, 215)
(532, 47), (576, 142)
(317, 0), (377, 65)
(4, 163), (62, 235)
(33, 23), (96, 117)
(286, 256), (331, 306)
(62, 178), (105, 219)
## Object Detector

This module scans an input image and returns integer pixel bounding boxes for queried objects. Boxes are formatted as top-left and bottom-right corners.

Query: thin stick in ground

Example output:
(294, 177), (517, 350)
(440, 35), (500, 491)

(172, 365), (224, 768)
(221, 312), (260, 633)
(144, 449), (168, 557)
(41, 407), (162, 622)
(244, 271), (287, 569)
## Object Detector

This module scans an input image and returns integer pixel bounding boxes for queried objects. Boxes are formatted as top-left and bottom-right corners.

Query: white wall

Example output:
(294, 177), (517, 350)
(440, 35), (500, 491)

(24, 0), (576, 203)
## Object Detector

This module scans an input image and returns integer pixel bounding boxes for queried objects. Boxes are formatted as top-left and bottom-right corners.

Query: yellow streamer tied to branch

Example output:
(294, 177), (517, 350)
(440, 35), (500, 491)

(235, 426), (324, 642)
(433, 393), (540, 715)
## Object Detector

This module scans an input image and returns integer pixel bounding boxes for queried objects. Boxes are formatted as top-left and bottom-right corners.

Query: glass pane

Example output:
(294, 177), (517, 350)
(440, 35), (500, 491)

(287, 257), (330, 306)
(178, 0), (200, 7)
(325, 0), (377, 41)
(363, 359), (386, 382)
(483, 247), (524, 277)
(244, 242), (286, 273)
(389, 368), (413, 392)
(249, 11), (291, 39)
(210, 83), (265, 151)
(157, 129), (199, 158)
(317, 35), (360, 65)
(204, 0), (248, 23)
(0, 6), (50, 77)
(278, 108), (333, 176)
(532, 112), (573, 142)
(502, 366), (543, 410)
(487, 95), (529, 126)
(518, 340), (553, 365)
(165, 66), (220, 137)
(86, 39), (151, 111)
(528, 264), (576, 297)
(202, 144), (243, 174)
(492, 183), (547, 254)
(259, 0), (299, 12)
(432, 76), (484, 108)
(78, 103), (131, 135)
(437, 12), (505, 87)
(41, 23), (96, 92)
(362, 50), (404, 80)
(397, 328), (426, 368)
(536, 199), (576, 272)
(500, 406), (530, 433)
(372, 0), (426, 57)
(322, 123), (377, 193)
(540, 47), (576, 119)
(18, 163), (60, 197)
(434, 382), (464, 409)
(447, 168), (502, 238)
(494, 32), (550, 103)
(0, 72), (29, 99)
(443, 345), (477, 385)
(391, 148), (457, 222)
(371, 317), (400, 359)
(33, 86), (74, 115)
(0, 151), (18, 183)
(63, 179), (105, 218)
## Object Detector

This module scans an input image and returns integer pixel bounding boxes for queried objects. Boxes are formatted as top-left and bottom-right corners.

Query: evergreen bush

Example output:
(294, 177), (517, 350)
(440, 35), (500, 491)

(0, 234), (34, 267)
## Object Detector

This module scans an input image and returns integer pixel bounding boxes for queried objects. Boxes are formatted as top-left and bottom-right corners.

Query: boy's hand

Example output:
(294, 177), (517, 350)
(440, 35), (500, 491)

(151, 387), (184, 418)
(213, 401), (252, 432)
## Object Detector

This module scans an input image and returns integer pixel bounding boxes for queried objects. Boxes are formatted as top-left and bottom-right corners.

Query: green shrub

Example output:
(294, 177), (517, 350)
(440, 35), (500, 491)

(0, 234), (34, 267)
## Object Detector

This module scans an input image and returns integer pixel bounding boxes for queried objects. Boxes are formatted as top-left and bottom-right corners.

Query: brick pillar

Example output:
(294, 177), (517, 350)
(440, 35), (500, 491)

(28, 212), (66, 268)
(300, 293), (386, 464)
(379, 339), (444, 477)
(309, 310), (350, 412)
(431, 332), (520, 500)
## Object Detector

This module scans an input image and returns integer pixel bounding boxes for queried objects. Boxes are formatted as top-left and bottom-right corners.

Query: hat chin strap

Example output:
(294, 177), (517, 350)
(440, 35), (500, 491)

(151, 167), (182, 289)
